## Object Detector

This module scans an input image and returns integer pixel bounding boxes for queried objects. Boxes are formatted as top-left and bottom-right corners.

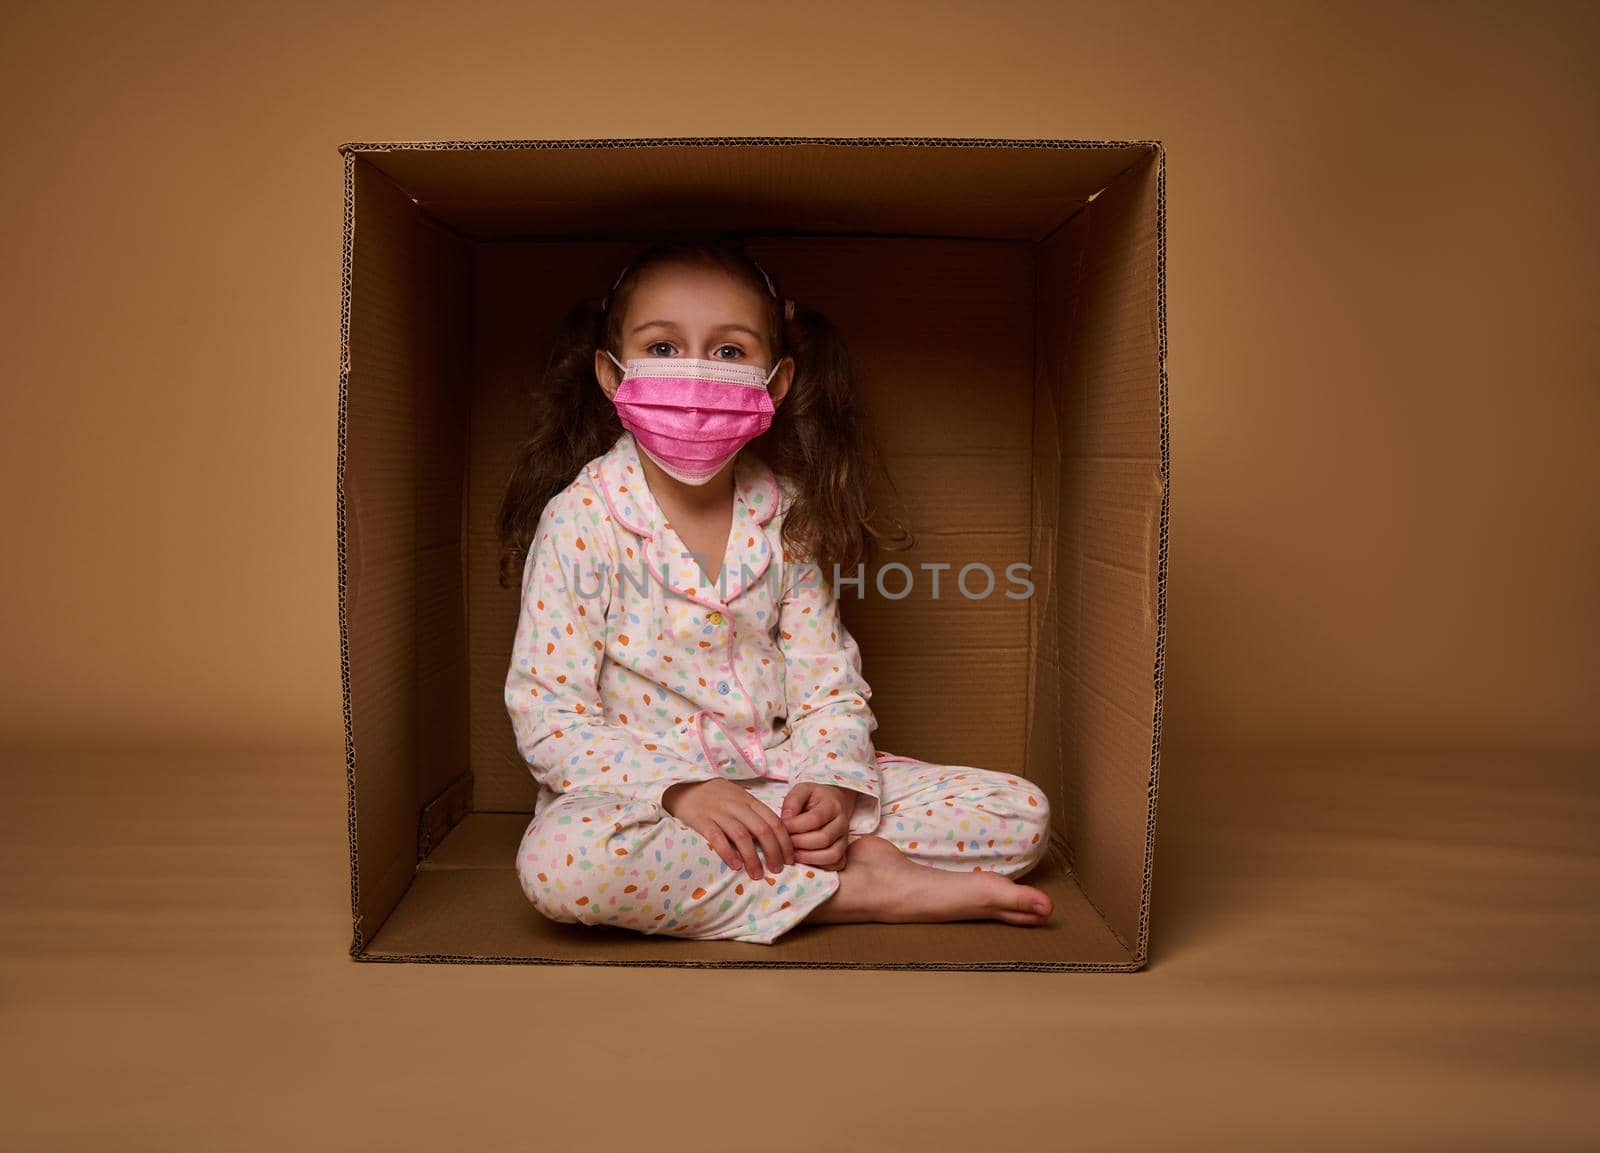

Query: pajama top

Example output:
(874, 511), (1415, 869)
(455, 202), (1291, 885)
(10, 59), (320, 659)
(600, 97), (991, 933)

(505, 430), (883, 836)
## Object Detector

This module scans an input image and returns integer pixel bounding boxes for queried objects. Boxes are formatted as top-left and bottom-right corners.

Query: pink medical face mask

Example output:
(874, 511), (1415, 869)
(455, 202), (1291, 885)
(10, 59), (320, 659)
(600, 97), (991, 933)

(605, 349), (779, 485)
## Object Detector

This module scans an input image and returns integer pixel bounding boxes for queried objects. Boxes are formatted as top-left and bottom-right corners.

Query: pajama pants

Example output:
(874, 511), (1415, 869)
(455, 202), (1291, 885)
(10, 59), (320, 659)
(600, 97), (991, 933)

(515, 752), (1054, 945)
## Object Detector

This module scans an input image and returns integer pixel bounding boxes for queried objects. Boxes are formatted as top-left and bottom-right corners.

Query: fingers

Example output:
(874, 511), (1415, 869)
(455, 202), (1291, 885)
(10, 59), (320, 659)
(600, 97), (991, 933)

(682, 785), (831, 879)
(781, 797), (833, 834)
(703, 824), (743, 873)
(780, 783), (814, 822)
(788, 807), (849, 850)
(722, 818), (765, 880)
(747, 801), (796, 867)
(794, 838), (849, 870)
(787, 823), (838, 850)
(741, 813), (788, 879)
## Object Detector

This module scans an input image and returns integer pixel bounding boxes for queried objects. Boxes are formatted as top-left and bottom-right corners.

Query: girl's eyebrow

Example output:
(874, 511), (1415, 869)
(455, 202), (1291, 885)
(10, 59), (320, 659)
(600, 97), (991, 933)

(628, 319), (763, 340)
(628, 319), (678, 335)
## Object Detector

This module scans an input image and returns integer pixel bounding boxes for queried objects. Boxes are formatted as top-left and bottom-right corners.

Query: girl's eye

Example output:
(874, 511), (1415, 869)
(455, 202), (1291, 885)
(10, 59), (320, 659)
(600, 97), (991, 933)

(644, 341), (745, 359)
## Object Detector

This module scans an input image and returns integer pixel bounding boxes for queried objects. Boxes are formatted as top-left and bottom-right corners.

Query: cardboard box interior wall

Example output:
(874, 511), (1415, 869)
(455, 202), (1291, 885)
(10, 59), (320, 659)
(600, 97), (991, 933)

(338, 137), (1169, 970)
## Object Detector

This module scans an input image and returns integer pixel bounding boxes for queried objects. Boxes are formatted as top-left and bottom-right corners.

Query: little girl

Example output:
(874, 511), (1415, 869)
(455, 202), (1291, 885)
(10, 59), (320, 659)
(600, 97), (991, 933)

(500, 236), (1055, 945)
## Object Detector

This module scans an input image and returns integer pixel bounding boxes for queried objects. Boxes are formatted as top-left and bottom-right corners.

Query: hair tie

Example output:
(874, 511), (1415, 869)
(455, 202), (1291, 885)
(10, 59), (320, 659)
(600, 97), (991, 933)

(783, 298), (794, 321)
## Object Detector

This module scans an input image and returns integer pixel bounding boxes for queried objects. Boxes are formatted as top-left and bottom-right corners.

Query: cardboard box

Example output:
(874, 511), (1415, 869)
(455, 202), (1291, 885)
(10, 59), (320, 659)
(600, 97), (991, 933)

(337, 136), (1169, 970)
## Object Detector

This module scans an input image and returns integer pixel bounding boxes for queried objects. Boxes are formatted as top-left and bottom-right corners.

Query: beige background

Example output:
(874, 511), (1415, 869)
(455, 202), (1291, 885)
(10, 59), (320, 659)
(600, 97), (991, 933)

(2, 2), (1595, 1150)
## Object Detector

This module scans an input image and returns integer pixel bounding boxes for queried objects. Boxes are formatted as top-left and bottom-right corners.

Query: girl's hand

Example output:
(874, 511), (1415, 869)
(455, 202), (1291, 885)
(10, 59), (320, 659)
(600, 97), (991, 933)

(661, 779), (796, 880)
(779, 783), (859, 871)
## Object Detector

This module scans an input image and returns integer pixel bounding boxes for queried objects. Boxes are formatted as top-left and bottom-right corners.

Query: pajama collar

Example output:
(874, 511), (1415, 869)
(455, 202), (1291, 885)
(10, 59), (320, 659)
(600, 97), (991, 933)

(591, 431), (784, 606)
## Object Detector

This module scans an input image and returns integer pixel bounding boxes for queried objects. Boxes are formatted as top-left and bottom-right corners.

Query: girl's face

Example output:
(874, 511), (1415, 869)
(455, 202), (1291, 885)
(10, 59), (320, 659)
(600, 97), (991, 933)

(595, 262), (793, 407)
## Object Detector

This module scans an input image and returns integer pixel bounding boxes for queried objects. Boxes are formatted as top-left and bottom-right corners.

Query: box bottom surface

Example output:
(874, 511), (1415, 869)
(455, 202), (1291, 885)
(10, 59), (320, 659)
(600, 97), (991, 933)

(357, 813), (1139, 969)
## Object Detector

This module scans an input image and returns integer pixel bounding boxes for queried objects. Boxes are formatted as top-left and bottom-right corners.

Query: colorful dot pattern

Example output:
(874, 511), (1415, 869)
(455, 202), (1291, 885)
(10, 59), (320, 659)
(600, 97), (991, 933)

(505, 431), (1052, 943)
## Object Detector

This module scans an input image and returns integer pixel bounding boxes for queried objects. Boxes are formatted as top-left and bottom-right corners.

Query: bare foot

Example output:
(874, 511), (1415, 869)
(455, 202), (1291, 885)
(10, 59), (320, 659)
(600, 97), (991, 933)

(801, 834), (1054, 928)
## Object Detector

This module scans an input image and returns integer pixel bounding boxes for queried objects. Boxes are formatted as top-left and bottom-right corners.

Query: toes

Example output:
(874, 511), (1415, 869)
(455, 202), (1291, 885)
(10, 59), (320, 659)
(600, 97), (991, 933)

(1001, 886), (1052, 918)
(994, 908), (1049, 926)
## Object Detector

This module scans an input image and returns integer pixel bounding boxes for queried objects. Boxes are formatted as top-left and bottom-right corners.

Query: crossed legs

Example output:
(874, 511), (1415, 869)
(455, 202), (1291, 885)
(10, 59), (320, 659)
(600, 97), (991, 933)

(517, 760), (1055, 944)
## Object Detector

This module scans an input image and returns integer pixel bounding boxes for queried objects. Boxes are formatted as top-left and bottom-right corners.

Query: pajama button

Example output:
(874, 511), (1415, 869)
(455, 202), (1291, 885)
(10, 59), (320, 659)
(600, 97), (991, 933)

(707, 611), (724, 625)
(717, 680), (730, 694)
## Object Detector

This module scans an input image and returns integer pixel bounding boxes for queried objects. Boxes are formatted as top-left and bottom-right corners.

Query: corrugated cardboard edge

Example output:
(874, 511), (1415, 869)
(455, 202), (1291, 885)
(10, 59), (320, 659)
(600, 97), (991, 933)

(353, 958), (1143, 971)
(334, 134), (1164, 156)
(1136, 141), (1169, 968)
(336, 135), (1168, 970)
(338, 143), (363, 956)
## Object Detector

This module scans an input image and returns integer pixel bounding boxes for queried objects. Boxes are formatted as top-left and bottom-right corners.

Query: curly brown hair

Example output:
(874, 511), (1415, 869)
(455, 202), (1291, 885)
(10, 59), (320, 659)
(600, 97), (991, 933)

(495, 234), (914, 589)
